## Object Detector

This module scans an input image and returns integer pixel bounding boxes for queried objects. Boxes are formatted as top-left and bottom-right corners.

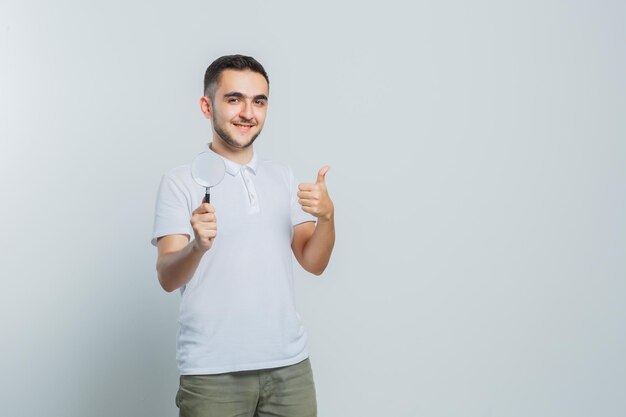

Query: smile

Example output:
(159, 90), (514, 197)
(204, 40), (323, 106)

(233, 123), (254, 131)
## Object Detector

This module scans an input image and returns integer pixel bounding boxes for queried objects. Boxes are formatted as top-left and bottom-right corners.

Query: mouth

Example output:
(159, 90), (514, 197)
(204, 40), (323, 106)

(233, 123), (255, 132)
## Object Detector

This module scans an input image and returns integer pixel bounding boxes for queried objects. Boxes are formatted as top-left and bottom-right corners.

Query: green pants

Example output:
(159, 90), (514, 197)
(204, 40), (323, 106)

(175, 358), (317, 417)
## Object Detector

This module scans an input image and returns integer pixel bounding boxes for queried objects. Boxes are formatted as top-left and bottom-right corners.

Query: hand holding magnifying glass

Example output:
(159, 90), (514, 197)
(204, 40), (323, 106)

(189, 150), (226, 252)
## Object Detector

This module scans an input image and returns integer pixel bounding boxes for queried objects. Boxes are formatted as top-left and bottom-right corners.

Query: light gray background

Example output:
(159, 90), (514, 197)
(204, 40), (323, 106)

(1, 1), (624, 416)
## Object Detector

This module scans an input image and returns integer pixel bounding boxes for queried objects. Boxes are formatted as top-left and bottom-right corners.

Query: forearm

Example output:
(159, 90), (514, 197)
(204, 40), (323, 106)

(302, 215), (335, 275)
(157, 242), (206, 292)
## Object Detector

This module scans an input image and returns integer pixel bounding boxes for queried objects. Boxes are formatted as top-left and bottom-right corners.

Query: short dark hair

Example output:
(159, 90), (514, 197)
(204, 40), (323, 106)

(203, 54), (269, 100)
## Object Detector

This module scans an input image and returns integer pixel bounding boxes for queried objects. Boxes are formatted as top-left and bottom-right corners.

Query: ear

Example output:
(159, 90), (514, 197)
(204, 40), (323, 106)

(200, 96), (212, 120)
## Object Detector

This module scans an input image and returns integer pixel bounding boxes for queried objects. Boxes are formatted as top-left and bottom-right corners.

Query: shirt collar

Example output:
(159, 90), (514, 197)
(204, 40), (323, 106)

(205, 142), (259, 176)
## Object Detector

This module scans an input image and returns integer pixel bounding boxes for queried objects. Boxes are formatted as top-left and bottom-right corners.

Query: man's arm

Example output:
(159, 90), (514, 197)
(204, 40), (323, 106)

(292, 166), (335, 275)
(292, 217), (335, 275)
(157, 235), (204, 292)
(156, 200), (217, 292)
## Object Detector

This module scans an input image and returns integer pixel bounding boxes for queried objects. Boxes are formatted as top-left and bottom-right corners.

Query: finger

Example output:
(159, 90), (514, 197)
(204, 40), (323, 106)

(201, 229), (217, 238)
(193, 221), (217, 231)
(297, 190), (317, 199)
(191, 220), (217, 232)
(201, 223), (217, 230)
(198, 212), (217, 222)
(298, 198), (315, 207)
(300, 205), (319, 216)
(316, 165), (330, 184)
(298, 183), (315, 192)
(193, 203), (215, 214)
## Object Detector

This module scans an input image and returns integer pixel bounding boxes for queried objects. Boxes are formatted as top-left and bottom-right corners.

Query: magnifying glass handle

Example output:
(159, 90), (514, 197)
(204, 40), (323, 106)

(205, 187), (210, 204)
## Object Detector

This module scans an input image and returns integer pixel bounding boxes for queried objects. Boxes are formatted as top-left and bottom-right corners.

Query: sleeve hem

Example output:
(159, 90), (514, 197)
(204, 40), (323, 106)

(151, 230), (192, 247)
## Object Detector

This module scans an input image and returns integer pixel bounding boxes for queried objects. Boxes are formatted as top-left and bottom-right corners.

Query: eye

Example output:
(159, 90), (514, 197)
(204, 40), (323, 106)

(255, 100), (267, 106)
(228, 98), (240, 103)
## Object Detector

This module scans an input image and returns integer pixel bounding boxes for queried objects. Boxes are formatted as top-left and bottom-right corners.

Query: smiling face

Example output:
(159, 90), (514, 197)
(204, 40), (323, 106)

(201, 69), (269, 150)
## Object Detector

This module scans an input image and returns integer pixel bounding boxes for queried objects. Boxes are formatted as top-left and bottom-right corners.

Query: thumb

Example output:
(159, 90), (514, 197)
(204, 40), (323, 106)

(316, 165), (331, 184)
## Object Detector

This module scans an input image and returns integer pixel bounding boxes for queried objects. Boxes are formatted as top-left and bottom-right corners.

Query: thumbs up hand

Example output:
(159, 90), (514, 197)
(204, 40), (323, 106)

(298, 165), (334, 222)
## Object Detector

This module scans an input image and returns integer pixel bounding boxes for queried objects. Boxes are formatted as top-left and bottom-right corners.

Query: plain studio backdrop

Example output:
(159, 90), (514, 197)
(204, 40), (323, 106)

(1, 1), (624, 416)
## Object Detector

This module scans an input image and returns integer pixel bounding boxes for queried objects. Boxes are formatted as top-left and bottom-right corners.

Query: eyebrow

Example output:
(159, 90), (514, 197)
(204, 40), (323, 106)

(223, 92), (268, 101)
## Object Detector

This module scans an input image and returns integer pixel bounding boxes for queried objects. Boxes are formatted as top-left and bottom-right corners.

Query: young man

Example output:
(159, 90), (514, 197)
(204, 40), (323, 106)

(151, 55), (335, 417)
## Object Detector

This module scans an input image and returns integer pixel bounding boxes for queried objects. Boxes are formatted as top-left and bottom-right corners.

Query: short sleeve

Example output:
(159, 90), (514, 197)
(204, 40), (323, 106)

(289, 167), (317, 226)
(151, 173), (193, 246)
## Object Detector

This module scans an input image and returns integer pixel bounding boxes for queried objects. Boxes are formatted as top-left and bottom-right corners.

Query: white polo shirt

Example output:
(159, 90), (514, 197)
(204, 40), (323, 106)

(151, 143), (316, 375)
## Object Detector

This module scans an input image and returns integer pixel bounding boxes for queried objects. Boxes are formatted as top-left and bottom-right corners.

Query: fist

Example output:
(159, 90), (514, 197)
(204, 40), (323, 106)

(297, 166), (334, 222)
(190, 197), (217, 252)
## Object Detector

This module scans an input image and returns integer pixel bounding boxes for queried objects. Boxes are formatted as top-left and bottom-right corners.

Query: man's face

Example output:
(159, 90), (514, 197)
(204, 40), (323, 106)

(202, 69), (269, 149)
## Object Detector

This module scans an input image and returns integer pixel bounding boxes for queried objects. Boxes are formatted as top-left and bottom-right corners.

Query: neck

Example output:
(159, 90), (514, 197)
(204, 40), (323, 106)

(210, 138), (254, 166)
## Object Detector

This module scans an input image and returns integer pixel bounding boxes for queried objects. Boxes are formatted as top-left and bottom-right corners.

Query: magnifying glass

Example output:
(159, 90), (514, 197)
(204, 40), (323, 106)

(190, 151), (226, 203)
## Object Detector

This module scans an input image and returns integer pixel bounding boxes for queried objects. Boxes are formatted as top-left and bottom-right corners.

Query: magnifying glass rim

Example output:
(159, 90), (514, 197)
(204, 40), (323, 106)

(191, 151), (226, 188)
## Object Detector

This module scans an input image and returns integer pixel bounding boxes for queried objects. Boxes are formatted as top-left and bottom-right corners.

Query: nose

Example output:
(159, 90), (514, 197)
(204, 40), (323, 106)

(239, 99), (254, 121)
